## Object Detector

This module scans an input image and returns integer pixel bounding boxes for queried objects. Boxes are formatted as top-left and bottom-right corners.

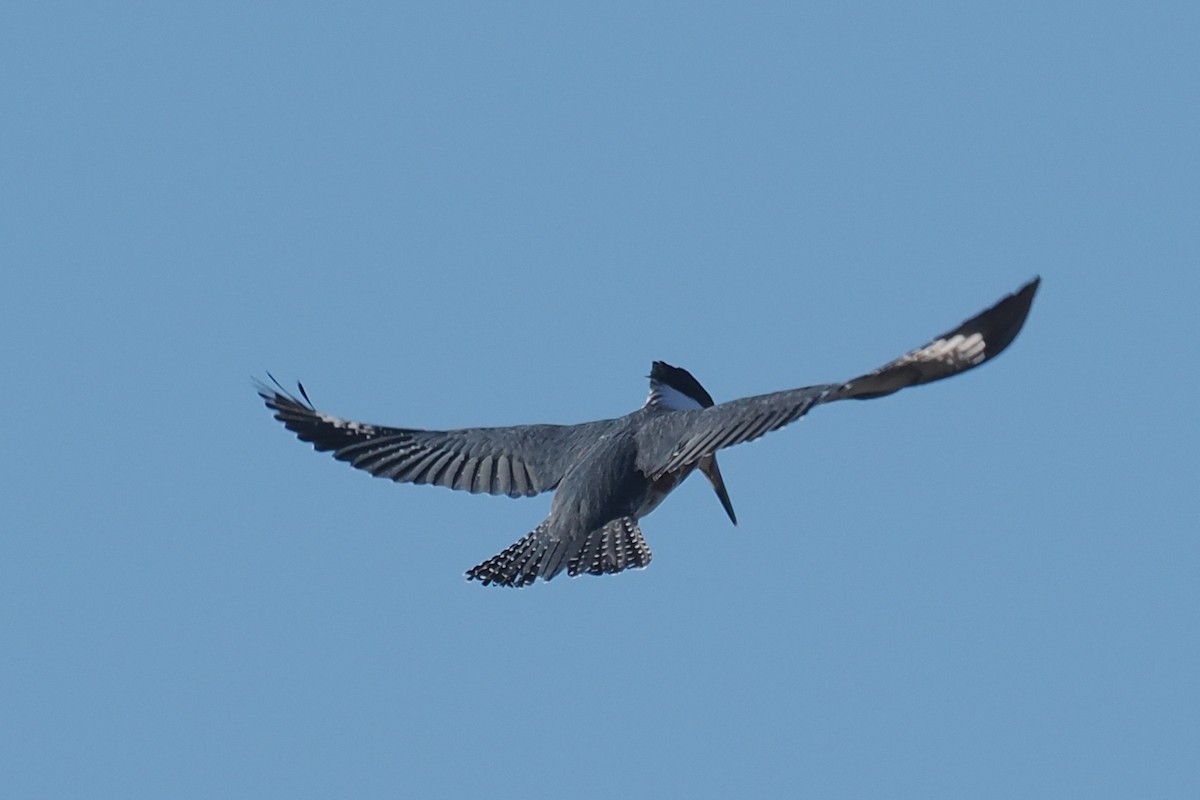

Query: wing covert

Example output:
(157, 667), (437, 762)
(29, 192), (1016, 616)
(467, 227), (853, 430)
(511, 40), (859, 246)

(636, 384), (840, 479)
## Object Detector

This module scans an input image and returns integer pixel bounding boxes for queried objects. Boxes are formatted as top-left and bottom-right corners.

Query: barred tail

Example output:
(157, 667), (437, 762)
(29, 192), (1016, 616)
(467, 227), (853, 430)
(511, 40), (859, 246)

(466, 517), (652, 588)
(567, 517), (652, 578)
(466, 524), (562, 587)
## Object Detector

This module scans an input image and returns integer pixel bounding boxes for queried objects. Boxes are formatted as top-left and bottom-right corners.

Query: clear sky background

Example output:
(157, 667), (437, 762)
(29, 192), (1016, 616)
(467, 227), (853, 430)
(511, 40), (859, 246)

(4, 3), (1197, 798)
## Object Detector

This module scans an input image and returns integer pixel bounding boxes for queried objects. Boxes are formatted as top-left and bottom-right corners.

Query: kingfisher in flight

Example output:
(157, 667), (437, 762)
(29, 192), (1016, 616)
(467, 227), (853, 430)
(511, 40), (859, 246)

(258, 278), (1039, 587)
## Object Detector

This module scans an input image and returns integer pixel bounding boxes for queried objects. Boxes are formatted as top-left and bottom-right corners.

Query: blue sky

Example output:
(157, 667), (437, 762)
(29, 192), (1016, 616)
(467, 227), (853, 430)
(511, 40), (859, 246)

(4, 2), (1197, 797)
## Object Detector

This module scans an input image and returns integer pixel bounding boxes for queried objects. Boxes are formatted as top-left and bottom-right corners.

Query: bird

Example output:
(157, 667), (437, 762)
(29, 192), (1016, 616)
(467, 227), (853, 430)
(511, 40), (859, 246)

(257, 277), (1039, 587)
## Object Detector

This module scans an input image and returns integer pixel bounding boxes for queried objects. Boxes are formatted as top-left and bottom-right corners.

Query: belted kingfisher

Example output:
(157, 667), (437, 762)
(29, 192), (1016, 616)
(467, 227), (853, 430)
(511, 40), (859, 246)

(258, 277), (1039, 587)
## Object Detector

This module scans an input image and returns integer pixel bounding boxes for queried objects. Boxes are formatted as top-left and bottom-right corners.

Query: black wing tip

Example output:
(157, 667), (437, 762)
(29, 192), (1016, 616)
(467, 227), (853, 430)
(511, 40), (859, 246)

(253, 374), (344, 451)
(254, 373), (315, 412)
(1012, 275), (1040, 311)
(977, 275), (1041, 362)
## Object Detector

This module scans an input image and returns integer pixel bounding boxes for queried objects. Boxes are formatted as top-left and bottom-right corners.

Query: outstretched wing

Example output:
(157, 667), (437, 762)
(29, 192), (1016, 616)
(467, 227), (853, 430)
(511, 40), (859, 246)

(833, 276), (1040, 400)
(257, 378), (610, 497)
(637, 277), (1040, 478)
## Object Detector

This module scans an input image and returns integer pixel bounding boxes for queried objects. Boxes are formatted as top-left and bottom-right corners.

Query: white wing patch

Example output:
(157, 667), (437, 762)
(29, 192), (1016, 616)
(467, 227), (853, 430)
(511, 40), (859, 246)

(317, 411), (377, 435)
(895, 332), (986, 369)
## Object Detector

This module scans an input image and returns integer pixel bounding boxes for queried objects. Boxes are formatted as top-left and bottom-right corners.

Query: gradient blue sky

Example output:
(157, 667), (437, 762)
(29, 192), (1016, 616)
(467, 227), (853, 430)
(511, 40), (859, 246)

(4, 3), (1197, 798)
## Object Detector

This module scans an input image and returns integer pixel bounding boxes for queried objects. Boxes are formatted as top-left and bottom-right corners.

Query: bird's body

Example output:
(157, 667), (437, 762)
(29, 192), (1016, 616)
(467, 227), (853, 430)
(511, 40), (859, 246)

(258, 277), (1039, 587)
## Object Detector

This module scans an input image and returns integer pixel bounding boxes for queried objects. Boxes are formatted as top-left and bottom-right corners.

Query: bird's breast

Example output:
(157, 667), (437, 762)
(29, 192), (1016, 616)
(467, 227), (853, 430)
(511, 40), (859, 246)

(635, 464), (697, 518)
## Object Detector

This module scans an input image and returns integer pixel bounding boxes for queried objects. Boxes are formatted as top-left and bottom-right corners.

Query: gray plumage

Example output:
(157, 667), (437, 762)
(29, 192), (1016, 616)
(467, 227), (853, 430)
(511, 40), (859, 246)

(258, 277), (1039, 587)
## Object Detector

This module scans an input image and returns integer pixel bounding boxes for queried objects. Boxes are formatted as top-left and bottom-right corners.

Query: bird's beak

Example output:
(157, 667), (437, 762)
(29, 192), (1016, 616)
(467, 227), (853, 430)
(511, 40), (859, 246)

(699, 455), (737, 526)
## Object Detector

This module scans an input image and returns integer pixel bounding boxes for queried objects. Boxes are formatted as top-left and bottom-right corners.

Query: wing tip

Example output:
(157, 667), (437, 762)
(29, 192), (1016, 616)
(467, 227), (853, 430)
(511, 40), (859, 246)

(254, 373), (315, 412)
(979, 275), (1041, 362)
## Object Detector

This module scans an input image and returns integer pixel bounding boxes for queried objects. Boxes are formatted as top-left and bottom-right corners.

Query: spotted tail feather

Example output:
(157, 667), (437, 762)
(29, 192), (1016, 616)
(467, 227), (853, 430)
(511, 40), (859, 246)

(465, 524), (565, 587)
(567, 517), (652, 578)
(467, 517), (652, 587)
